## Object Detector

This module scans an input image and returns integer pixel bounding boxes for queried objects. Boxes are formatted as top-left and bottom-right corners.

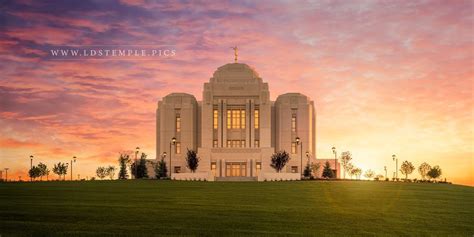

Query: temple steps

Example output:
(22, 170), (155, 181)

(215, 177), (257, 182)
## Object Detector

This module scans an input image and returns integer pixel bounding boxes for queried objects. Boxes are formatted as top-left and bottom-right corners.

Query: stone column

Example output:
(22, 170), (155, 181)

(217, 100), (223, 147)
(222, 159), (226, 177)
(222, 100), (227, 148)
(246, 100), (251, 148)
(250, 99), (255, 148)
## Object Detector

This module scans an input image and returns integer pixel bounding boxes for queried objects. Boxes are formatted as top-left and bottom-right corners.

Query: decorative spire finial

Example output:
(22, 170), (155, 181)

(231, 46), (238, 62)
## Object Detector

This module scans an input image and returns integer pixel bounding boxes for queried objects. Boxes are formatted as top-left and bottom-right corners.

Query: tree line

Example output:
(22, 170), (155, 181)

(28, 162), (69, 181)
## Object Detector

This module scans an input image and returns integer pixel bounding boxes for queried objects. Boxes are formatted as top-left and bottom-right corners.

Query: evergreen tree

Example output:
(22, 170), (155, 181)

(155, 158), (168, 178)
(185, 149), (200, 173)
(118, 153), (130, 180)
(322, 161), (335, 178)
(303, 164), (312, 178)
(136, 153), (148, 178)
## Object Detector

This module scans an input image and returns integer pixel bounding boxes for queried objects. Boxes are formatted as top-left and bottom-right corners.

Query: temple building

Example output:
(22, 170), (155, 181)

(156, 55), (321, 181)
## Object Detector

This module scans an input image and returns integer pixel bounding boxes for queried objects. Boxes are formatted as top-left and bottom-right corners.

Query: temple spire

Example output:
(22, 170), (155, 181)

(231, 46), (238, 62)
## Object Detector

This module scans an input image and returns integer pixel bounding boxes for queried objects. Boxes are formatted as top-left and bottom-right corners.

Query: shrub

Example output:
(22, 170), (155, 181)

(270, 151), (290, 172)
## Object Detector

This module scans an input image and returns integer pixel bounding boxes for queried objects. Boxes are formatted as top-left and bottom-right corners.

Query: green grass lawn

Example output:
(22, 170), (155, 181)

(0, 180), (472, 236)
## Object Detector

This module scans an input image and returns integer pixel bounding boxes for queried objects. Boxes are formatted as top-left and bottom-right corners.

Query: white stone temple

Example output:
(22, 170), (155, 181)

(156, 55), (320, 181)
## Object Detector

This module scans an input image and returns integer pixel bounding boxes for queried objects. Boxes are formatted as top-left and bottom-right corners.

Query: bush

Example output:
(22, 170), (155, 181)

(270, 151), (290, 172)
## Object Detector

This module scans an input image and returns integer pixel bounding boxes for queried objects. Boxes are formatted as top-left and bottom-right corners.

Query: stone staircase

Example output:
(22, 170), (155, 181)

(215, 176), (257, 182)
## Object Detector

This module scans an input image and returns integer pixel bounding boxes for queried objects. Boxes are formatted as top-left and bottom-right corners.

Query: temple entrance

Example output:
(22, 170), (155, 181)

(225, 162), (247, 177)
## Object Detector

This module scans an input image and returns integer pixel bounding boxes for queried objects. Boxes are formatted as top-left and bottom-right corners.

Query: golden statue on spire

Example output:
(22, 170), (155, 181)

(231, 46), (238, 62)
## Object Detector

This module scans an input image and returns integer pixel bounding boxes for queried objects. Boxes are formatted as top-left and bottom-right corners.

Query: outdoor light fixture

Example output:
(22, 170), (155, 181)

(134, 147), (140, 179)
(29, 155), (33, 182)
(170, 137), (177, 177)
(71, 156), (77, 181)
(332, 147), (337, 179)
(392, 154), (398, 179)
(295, 137), (302, 177)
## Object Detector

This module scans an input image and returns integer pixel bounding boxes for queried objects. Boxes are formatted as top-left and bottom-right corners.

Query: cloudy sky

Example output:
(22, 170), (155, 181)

(0, 0), (472, 185)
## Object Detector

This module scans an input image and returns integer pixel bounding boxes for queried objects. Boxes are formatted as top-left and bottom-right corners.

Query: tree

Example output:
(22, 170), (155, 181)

(364, 169), (375, 180)
(427, 165), (442, 181)
(96, 167), (107, 180)
(155, 158), (168, 178)
(28, 166), (41, 181)
(185, 149), (200, 173)
(418, 162), (431, 180)
(346, 163), (354, 179)
(132, 153), (149, 178)
(138, 153), (148, 178)
(351, 167), (362, 180)
(118, 153), (130, 180)
(340, 151), (352, 179)
(52, 162), (68, 180)
(270, 151), (290, 173)
(303, 164), (312, 178)
(400, 160), (415, 179)
(322, 161), (335, 178)
(37, 163), (48, 181)
(106, 166), (116, 180)
(311, 163), (321, 178)
(375, 174), (384, 181)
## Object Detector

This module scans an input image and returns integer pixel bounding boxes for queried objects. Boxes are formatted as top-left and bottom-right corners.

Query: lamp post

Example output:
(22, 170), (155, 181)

(71, 156), (76, 181)
(162, 152), (167, 178)
(169, 137), (176, 178)
(384, 166), (387, 179)
(295, 137), (302, 177)
(134, 147), (140, 179)
(332, 146), (337, 179)
(392, 154), (398, 180)
(4, 168), (8, 182)
(29, 155), (33, 182)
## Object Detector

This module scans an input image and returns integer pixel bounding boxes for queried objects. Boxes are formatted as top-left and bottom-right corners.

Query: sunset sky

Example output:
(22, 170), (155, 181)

(1, 0), (472, 185)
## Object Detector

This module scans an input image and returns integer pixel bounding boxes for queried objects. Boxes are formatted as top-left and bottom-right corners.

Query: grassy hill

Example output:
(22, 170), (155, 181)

(0, 180), (472, 236)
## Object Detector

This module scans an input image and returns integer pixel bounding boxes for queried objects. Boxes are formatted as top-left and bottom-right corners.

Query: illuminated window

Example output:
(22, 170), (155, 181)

(227, 140), (232, 147)
(291, 114), (297, 132)
(241, 140), (245, 147)
(227, 110), (232, 129)
(256, 162), (262, 176)
(254, 140), (259, 148)
(211, 162), (216, 170)
(232, 110), (240, 129)
(176, 114), (181, 133)
(213, 109), (218, 130)
(213, 140), (218, 148)
(254, 109), (259, 129)
(227, 109), (246, 129)
(291, 142), (297, 154)
(175, 142), (181, 154)
(291, 166), (298, 173)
